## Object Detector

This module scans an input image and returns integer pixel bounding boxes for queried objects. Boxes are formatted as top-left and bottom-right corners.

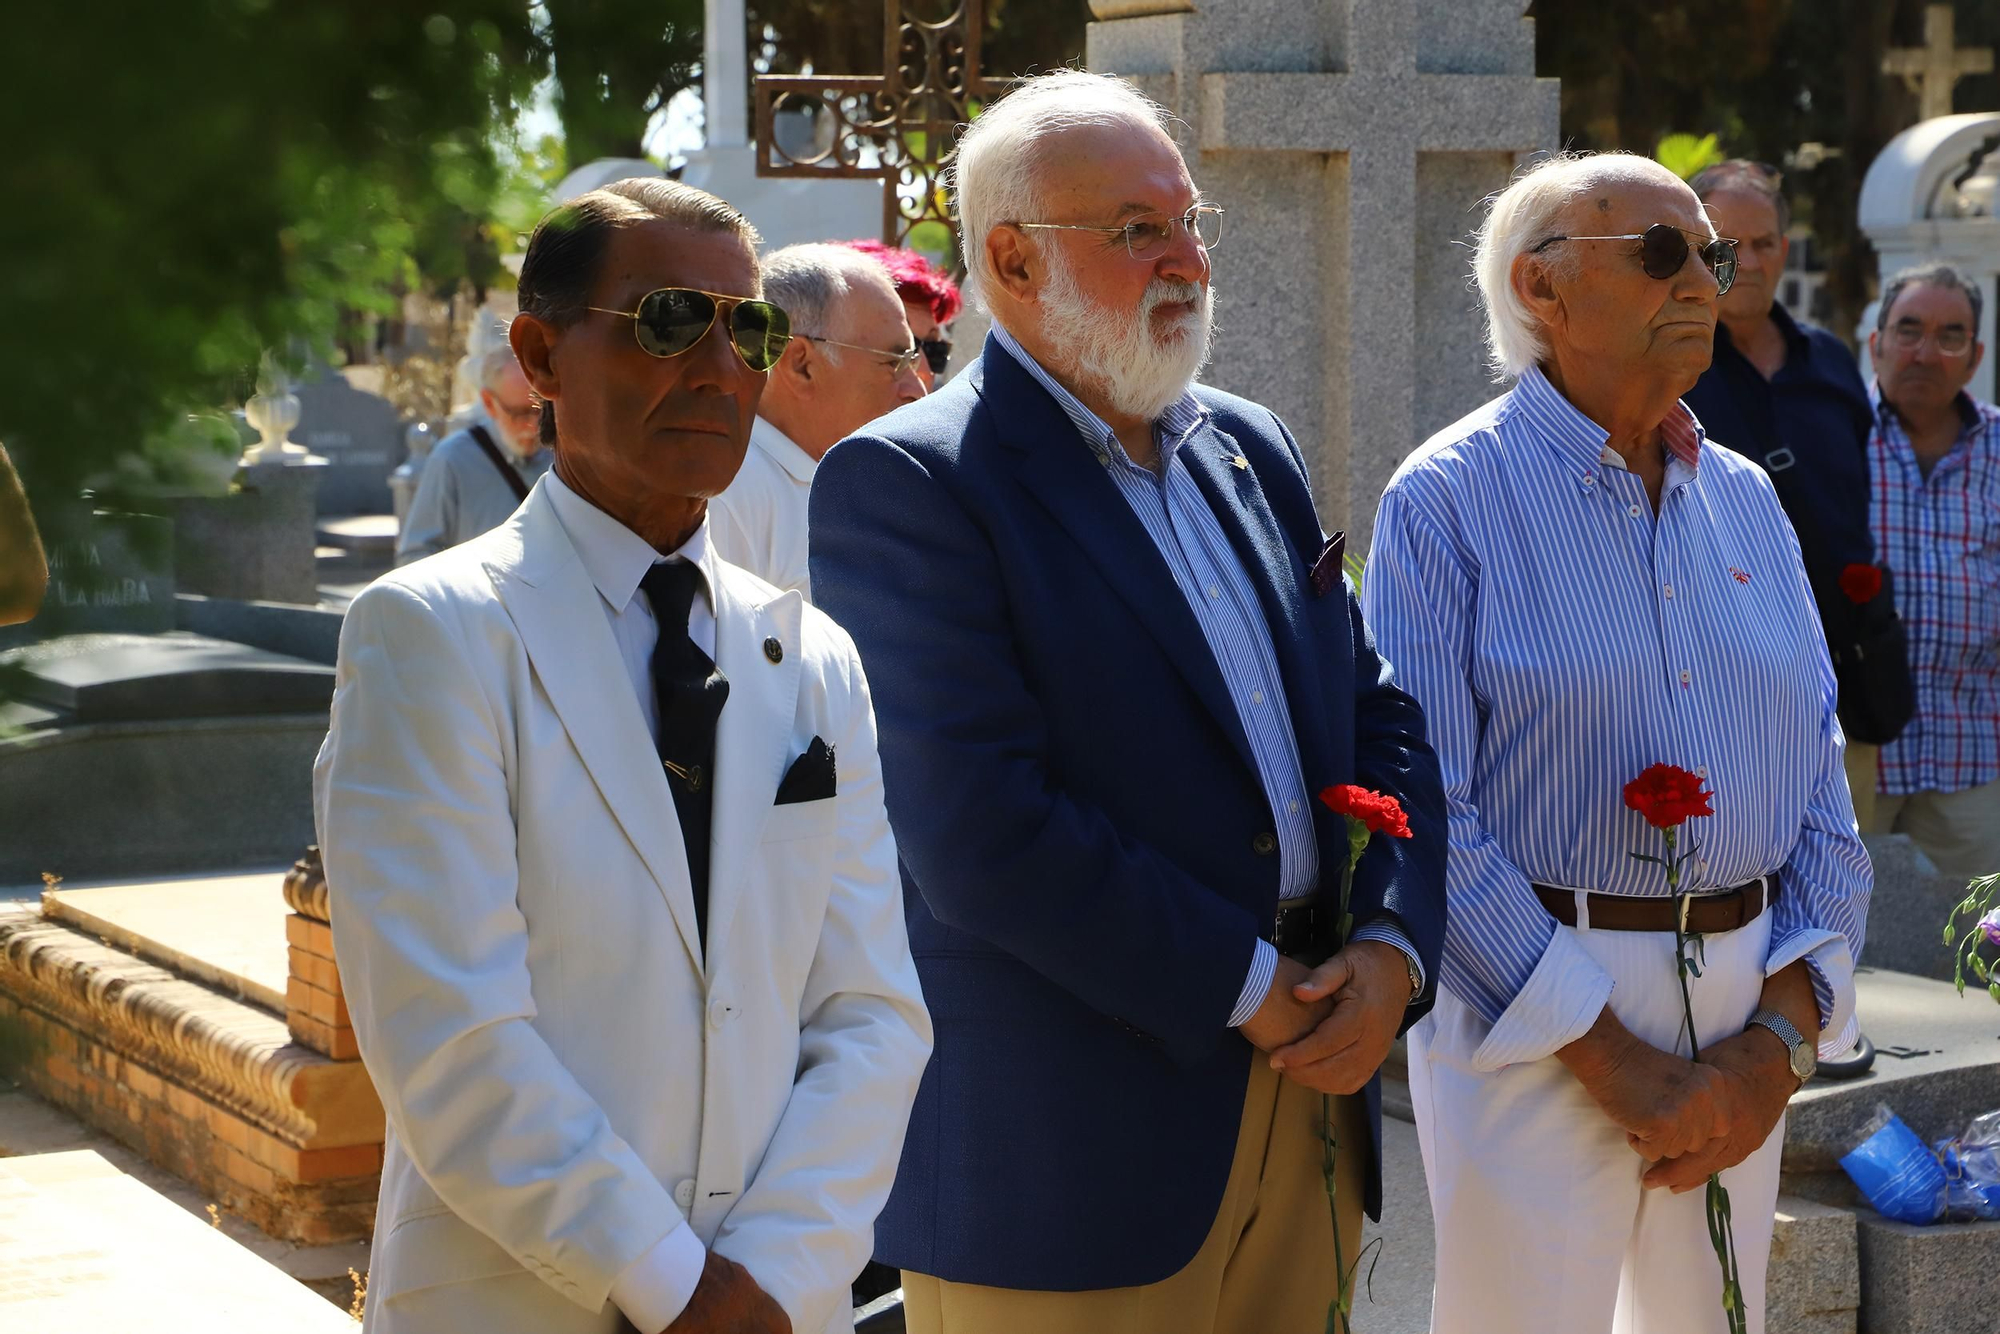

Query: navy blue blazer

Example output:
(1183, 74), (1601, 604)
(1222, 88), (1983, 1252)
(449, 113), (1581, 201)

(808, 336), (1446, 1291)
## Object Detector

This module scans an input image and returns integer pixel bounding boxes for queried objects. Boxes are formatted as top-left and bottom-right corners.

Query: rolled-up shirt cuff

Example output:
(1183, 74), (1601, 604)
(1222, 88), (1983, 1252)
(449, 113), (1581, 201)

(1228, 937), (1280, 1028)
(1767, 928), (1857, 1059)
(1469, 926), (1616, 1072)
(1351, 922), (1424, 992)
(610, 1220), (706, 1333)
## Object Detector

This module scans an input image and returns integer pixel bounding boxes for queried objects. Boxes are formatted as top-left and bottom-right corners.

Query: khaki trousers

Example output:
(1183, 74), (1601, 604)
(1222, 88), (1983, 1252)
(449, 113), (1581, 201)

(1842, 742), (1879, 835)
(1872, 777), (2000, 881)
(901, 1062), (1366, 1334)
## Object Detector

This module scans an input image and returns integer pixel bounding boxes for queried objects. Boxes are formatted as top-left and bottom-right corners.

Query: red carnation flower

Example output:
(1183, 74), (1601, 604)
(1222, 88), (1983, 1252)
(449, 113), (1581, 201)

(1317, 784), (1413, 839)
(1622, 763), (1713, 830)
(1839, 562), (1883, 605)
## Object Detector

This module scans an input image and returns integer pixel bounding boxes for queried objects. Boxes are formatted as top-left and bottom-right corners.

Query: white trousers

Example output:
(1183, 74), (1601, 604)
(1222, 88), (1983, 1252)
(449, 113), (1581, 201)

(1411, 911), (1782, 1334)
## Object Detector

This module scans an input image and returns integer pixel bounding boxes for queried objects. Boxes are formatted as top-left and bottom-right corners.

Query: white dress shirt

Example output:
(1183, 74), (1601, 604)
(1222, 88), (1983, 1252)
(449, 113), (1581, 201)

(708, 416), (818, 600)
(543, 470), (715, 1329)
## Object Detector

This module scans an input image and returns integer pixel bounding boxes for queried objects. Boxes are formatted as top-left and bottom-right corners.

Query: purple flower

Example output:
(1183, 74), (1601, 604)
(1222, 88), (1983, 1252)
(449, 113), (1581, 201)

(1979, 908), (2000, 950)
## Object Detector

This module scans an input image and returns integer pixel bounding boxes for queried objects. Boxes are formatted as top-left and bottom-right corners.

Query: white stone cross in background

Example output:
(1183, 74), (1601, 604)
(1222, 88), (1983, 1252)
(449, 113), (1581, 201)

(1882, 4), (1993, 124)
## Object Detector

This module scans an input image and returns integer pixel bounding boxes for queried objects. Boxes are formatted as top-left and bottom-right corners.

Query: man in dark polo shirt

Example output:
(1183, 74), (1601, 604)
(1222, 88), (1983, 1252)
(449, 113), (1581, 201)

(1683, 159), (1909, 825)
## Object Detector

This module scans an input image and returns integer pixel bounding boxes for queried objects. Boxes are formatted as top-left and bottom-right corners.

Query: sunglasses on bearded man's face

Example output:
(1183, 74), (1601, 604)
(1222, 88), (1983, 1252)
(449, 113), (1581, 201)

(587, 287), (793, 371)
(1530, 223), (1738, 296)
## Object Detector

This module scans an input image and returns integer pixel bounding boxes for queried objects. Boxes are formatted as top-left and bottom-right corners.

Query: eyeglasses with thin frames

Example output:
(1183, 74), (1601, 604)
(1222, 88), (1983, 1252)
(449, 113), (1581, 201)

(1885, 324), (1974, 356)
(1012, 205), (1225, 260)
(798, 334), (924, 377)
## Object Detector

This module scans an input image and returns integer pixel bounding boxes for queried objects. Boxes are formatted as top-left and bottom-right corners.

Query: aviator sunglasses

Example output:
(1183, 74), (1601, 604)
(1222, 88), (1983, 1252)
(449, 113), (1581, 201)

(587, 287), (793, 371)
(1530, 223), (1738, 296)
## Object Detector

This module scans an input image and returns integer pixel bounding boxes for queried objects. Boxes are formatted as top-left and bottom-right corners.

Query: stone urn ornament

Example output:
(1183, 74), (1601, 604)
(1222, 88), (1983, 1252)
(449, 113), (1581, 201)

(240, 354), (311, 466)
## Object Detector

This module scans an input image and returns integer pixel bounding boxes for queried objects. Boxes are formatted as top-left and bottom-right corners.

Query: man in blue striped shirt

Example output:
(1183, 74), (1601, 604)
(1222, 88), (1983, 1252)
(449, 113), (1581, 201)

(1365, 152), (1869, 1334)
(811, 70), (1446, 1334)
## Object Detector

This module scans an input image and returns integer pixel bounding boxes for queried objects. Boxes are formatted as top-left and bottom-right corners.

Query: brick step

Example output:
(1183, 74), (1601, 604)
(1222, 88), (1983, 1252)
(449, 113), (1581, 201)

(0, 898), (382, 1244)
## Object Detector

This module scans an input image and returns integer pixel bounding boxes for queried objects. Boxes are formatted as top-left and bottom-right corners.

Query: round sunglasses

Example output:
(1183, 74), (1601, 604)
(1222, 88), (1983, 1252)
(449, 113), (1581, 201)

(1530, 224), (1738, 296)
(587, 287), (793, 371)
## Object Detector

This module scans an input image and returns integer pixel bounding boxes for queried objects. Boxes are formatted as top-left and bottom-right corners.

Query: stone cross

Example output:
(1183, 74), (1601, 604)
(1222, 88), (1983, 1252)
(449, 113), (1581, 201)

(1087, 0), (1557, 548)
(1882, 4), (1993, 123)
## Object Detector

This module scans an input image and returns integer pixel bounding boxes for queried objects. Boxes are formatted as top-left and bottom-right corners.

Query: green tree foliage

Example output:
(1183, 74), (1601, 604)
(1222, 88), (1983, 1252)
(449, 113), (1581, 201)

(1534, 0), (2000, 343)
(5, 1), (539, 510)
(537, 0), (703, 163)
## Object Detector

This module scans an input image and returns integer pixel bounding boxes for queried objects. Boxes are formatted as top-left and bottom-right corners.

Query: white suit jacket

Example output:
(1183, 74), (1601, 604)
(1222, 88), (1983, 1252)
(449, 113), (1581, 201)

(313, 480), (931, 1334)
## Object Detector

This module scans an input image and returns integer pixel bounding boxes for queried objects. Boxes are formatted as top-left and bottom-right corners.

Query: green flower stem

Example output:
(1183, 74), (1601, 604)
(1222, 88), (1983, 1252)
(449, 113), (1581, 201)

(1322, 823), (1364, 1334)
(1662, 826), (1748, 1334)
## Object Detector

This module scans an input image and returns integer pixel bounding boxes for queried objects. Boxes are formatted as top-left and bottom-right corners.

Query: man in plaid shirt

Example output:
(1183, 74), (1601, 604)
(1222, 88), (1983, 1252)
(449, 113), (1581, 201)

(1867, 262), (2000, 881)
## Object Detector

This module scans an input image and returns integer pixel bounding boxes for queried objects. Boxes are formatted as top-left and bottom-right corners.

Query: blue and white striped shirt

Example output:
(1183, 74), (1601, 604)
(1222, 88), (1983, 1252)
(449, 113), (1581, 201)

(992, 325), (1419, 1027)
(1363, 365), (1869, 1069)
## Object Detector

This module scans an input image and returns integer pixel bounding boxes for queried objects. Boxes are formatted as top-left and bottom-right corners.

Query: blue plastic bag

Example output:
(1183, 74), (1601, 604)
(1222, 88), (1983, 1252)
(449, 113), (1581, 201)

(1934, 1110), (2000, 1222)
(1839, 1104), (1947, 1225)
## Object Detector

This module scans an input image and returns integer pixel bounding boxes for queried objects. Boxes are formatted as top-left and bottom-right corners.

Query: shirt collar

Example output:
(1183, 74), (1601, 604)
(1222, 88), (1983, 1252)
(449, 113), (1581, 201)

(750, 415), (820, 484)
(1511, 363), (1704, 480)
(544, 469), (716, 617)
(1871, 381), (1990, 437)
(991, 320), (1208, 470)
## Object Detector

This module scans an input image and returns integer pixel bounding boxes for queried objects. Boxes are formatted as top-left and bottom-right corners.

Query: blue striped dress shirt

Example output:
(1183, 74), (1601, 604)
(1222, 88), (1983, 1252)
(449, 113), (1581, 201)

(1363, 365), (1869, 1069)
(991, 325), (1420, 1027)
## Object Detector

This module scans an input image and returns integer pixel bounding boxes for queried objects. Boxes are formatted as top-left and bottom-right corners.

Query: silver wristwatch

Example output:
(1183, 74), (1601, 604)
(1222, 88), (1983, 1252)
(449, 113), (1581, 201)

(1747, 1009), (1816, 1085)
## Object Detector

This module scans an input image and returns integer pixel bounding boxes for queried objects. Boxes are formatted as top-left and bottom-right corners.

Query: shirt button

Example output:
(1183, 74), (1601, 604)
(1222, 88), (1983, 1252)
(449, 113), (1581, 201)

(1629, 504), (1643, 518)
(1288, 799), (1300, 814)
(1696, 766), (1708, 778)
(1207, 584), (1221, 599)
(674, 1179), (697, 1209)
(1251, 690), (1265, 705)
(1663, 584), (1674, 599)
(1679, 669), (1691, 685)
(1251, 832), (1278, 856)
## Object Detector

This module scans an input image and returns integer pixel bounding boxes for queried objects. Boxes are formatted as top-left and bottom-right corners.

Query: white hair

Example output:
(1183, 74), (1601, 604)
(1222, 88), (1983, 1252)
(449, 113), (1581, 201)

(949, 69), (1176, 307)
(760, 242), (899, 364)
(475, 344), (524, 392)
(1472, 151), (1702, 380)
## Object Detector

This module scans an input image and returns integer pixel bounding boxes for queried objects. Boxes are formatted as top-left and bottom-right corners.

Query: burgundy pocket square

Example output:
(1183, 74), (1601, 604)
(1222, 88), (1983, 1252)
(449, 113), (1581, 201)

(1309, 532), (1346, 597)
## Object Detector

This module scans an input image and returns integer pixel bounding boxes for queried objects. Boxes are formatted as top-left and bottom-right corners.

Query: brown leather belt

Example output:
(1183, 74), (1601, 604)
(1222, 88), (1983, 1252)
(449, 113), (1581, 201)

(1532, 875), (1778, 933)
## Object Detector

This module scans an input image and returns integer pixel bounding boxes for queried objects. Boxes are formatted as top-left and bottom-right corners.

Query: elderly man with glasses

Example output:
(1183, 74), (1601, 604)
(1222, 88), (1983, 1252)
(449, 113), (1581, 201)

(709, 242), (926, 600)
(316, 178), (930, 1334)
(1864, 262), (2000, 882)
(810, 69), (1446, 1334)
(1364, 151), (1869, 1334)
(396, 344), (554, 567)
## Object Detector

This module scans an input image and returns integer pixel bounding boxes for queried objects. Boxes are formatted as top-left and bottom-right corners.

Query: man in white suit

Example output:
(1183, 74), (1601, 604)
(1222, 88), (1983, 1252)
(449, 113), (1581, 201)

(313, 178), (932, 1334)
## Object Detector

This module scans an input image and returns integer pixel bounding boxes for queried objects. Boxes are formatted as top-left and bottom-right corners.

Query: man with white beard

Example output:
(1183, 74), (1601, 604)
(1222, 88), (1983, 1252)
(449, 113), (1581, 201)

(809, 70), (1447, 1334)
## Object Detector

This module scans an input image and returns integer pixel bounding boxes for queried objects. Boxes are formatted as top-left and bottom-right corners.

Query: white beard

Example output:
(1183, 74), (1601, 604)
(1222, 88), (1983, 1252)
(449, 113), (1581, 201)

(1036, 247), (1213, 422)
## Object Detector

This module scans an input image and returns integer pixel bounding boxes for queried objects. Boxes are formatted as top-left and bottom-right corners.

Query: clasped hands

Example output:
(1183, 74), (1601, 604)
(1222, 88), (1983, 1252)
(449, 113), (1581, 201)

(656, 1251), (791, 1334)
(1240, 940), (1416, 1096)
(1556, 961), (1817, 1194)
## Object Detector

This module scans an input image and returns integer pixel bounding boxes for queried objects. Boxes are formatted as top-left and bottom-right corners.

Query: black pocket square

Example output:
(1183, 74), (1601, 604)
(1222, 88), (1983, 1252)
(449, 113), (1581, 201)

(1309, 532), (1346, 597)
(774, 736), (837, 804)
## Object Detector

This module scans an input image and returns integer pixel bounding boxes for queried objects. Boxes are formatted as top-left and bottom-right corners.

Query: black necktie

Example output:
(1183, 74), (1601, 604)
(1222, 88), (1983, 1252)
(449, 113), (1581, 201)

(639, 560), (729, 942)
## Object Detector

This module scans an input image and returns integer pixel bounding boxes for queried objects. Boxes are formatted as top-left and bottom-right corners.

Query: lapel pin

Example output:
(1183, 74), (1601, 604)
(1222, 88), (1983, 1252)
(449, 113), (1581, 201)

(1231, 454), (1249, 470)
(763, 636), (784, 664)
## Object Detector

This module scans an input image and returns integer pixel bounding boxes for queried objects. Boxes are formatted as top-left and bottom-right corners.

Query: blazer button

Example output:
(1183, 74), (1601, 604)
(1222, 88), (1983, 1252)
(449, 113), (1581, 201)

(1251, 832), (1278, 856)
(674, 1178), (697, 1209)
(763, 636), (784, 664)
(708, 995), (733, 1029)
